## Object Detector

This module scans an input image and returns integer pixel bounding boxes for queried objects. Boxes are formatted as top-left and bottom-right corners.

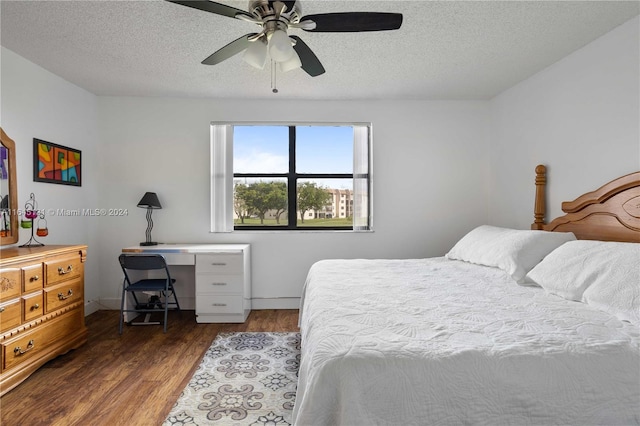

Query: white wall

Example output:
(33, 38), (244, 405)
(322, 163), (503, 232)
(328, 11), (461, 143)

(1, 47), (101, 314)
(488, 16), (640, 227)
(96, 98), (489, 308)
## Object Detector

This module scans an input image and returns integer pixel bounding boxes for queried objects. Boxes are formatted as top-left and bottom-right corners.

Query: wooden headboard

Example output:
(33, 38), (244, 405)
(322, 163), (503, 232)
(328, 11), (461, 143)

(531, 165), (640, 243)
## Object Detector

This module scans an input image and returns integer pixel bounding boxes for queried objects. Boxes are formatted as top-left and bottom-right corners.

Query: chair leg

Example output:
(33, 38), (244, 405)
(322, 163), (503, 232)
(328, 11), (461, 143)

(119, 282), (126, 335)
(173, 288), (181, 312)
(163, 291), (168, 333)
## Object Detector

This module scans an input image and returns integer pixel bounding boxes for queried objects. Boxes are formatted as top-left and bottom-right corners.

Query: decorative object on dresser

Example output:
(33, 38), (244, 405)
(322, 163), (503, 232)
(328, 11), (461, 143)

(136, 192), (162, 246)
(0, 245), (88, 396)
(19, 193), (47, 248)
(33, 139), (82, 186)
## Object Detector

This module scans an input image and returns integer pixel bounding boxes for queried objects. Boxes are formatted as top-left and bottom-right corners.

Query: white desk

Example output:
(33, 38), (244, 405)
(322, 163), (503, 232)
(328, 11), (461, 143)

(122, 244), (251, 323)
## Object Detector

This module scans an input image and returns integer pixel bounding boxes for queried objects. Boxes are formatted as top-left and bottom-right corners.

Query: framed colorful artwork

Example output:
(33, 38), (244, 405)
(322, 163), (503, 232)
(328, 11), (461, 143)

(33, 139), (82, 186)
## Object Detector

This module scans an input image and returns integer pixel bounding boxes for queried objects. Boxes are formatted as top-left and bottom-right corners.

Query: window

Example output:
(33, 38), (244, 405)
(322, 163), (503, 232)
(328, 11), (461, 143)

(211, 123), (371, 231)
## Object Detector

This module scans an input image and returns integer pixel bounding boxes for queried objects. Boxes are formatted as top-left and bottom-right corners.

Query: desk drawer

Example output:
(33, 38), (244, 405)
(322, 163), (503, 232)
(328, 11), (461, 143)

(196, 254), (243, 275)
(162, 253), (195, 266)
(196, 294), (243, 315)
(196, 274), (244, 294)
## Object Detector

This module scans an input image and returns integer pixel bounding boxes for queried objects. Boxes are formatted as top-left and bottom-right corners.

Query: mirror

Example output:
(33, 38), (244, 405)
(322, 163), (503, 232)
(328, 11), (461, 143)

(1, 128), (19, 246)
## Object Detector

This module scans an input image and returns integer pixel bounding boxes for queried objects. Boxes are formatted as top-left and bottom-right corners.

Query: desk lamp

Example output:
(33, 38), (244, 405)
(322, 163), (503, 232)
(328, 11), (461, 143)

(137, 192), (162, 246)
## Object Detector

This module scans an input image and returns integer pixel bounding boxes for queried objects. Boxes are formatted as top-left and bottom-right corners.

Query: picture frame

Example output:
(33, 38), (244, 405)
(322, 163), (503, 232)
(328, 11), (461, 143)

(33, 139), (82, 186)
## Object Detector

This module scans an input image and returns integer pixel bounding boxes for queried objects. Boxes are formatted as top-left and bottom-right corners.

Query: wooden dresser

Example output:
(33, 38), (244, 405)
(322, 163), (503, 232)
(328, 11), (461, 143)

(0, 245), (88, 396)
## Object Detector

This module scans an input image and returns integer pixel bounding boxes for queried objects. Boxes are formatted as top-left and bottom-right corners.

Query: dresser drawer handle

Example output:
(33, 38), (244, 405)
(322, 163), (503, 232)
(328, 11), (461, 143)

(210, 262), (227, 266)
(0, 306), (4, 313)
(58, 265), (73, 275)
(211, 282), (227, 286)
(14, 340), (35, 355)
(30, 275), (40, 282)
(212, 303), (227, 307)
(31, 303), (40, 311)
(58, 289), (74, 300)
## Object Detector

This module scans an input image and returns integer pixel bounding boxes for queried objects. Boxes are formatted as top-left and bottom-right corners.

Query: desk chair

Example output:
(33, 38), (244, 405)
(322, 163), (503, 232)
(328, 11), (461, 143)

(118, 254), (181, 334)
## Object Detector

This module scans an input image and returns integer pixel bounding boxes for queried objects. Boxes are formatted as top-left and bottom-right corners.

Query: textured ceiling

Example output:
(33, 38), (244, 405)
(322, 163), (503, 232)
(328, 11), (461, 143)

(1, 1), (638, 100)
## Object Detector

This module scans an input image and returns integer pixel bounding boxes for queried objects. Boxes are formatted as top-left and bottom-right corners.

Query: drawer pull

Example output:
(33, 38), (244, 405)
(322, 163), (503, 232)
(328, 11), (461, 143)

(211, 262), (227, 266)
(212, 303), (227, 307)
(31, 303), (40, 310)
(58, 289), (74, 300)
(30, 275), (40, 282)
(0, 306), (4, 313)
(58, 265), (73, 275)
(14, 340), (35, 355)
(211, 282), (227, 286)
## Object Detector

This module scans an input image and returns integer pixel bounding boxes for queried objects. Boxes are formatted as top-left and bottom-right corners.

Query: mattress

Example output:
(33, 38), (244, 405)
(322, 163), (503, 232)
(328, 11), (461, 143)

(293, 258), (640, 425)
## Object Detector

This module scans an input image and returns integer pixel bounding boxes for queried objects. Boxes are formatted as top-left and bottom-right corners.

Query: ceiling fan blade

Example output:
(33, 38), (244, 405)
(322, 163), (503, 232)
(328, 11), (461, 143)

(277, 0), (296, 13)
(301, 12), (403, 32)
(202, 33), (259, 65)
(166, 0), (253, 20)
(290, 36), (325, 77)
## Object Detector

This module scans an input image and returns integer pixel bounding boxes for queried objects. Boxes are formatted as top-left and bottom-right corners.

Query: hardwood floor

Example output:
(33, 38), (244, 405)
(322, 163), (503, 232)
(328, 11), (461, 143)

(0, 309), (299, 426)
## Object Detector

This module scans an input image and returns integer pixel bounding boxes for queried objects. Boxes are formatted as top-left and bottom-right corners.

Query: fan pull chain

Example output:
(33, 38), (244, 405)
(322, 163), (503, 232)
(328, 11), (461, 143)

(271, 60), (278, 94)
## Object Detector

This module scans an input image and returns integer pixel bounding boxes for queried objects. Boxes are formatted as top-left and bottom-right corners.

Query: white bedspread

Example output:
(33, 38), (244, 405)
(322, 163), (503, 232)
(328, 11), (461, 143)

(293, 258), (640, 426)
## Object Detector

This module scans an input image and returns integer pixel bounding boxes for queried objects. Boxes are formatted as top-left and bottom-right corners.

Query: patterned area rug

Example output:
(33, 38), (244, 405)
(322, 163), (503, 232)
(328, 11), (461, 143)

(164, 332), (300, 426)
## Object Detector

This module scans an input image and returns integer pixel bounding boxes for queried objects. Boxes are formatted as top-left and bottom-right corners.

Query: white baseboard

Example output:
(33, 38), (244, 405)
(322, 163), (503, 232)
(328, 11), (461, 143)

(85, 300), (101, 316)
(97, 297), (196, 311)
(251, 298), (300, 310)
(94, 297), (300, 313)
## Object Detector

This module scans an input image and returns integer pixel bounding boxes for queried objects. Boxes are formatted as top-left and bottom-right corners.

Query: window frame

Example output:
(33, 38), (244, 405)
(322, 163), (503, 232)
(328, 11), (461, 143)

(211, 121), (373, 233)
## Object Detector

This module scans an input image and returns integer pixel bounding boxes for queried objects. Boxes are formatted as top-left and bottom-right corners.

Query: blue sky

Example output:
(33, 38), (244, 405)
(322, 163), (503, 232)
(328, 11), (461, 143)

(233, 125), (353, 175)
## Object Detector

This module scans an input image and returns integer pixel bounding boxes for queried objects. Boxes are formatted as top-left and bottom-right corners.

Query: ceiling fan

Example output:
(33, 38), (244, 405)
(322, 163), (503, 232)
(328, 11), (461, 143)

(166, 0), (403, 81)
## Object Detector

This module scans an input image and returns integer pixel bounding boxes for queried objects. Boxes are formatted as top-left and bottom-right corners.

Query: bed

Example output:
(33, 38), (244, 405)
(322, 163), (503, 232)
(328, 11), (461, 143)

(293, 165), (640, 426)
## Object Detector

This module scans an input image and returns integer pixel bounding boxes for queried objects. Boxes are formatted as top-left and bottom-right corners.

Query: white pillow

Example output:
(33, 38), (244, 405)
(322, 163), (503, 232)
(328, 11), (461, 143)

(527, 240), (639, 324)
(445, 225), (576, 282)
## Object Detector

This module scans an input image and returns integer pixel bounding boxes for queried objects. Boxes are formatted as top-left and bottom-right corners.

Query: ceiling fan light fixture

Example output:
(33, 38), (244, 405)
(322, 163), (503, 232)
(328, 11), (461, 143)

(242, 39), (268, 69)
(268, 29), (295, 62)
(279, 51), (302, 73)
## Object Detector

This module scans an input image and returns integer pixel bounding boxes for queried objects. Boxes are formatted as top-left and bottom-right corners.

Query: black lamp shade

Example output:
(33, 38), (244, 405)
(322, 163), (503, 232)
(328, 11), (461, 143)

(137, 192), (162, 209)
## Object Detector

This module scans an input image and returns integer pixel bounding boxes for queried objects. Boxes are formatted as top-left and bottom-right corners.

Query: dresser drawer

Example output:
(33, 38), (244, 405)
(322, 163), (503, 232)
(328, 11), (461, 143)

(45, 256), (83, 286)
(196, 274), (244, 294)
(0, 299), (22, 333)
(2, 309), (83, 372)
(23, 292), (44, 322)
(196, 254), (243, 275)
(0, 268), (21, 302)
(44, 280), (83, 313)
(195, 294), (244, 315)
(22, 264), (44, 293)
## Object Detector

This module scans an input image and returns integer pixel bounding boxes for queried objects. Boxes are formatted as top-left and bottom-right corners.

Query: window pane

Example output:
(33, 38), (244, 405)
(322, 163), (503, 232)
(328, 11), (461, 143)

(234, 178), (288, 226)
(296, 126), (353, 174)
(297, 179), (353, 227)
(234, 126), (289, 173)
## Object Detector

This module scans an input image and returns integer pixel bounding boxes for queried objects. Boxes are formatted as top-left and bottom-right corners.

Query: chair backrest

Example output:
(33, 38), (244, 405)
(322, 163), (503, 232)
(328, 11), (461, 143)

(119, 254), (169, 271)
(119, 254), (173, 286)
